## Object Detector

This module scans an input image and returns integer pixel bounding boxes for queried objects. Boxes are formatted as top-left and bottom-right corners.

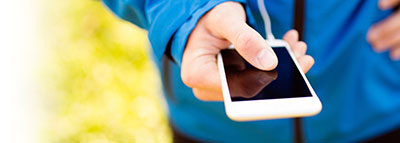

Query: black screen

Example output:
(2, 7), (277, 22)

(221, 47), (312, 101)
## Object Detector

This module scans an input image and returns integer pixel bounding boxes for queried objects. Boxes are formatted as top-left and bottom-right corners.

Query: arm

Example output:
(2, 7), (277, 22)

(102, 0), (245, 64)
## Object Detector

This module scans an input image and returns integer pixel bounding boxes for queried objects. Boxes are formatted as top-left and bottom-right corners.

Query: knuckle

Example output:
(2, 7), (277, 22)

(213, 14), (227, 25)
(234, 32), (253, 51)
(298, 41), (308, 51)
(310, 56), (315, 65)
(306, 55), (315, 66)
(181, 69), (198, 88)
(298, 41), (307, 47)
(206, 9), (229, 28)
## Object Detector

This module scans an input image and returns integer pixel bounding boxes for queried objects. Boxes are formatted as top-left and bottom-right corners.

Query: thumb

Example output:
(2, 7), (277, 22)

(228, 23), (278, 70)
(206, 3), (278, 70)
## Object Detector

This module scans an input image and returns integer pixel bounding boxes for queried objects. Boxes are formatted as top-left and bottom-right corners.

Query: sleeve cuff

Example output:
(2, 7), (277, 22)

(170, 0), (246, 67)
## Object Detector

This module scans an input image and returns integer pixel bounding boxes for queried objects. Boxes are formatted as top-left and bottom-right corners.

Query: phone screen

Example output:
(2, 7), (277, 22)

(221, 47), (312, 101)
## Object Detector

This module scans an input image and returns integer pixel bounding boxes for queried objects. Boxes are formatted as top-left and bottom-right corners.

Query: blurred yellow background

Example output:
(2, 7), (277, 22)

(41, 0), (171, 142)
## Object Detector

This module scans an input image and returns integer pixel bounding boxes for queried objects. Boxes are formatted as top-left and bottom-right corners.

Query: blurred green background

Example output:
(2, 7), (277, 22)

(41, 0), (171, 142)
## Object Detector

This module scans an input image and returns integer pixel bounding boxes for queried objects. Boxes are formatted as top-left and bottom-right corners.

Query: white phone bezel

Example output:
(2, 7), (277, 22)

(217, 39), (322, 121)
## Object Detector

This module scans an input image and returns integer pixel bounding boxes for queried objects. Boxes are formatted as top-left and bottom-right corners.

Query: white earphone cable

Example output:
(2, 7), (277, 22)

(257, 0), (275, 40)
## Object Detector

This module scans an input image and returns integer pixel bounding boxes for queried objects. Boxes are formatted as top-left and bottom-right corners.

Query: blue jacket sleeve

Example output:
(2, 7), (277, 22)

(102, 0), (246, 66)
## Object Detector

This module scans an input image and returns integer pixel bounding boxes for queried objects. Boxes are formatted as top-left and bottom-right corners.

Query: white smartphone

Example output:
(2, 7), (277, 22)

(217, 39), (322, 121)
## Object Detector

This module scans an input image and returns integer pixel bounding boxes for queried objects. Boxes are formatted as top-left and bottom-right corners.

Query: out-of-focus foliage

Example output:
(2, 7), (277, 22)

(41, 0), (171, 142)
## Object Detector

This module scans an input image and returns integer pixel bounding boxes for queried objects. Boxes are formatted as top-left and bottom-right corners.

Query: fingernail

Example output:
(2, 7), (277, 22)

(257, 49), (278, 70)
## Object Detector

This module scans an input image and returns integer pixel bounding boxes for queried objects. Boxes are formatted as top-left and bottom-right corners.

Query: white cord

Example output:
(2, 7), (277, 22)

(257, 0), (275, 40)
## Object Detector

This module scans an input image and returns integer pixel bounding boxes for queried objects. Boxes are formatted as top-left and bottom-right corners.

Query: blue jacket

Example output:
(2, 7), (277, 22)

(103, 0), (400, 142)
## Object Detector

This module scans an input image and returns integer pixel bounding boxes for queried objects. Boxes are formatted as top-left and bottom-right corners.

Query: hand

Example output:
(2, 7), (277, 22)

(368, 0), (400, 60)
(181, 2), (314, 101)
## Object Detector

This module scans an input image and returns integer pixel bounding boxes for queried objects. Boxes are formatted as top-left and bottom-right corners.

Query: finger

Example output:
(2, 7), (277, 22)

(206, 3), (278, 71)
(233, 26), (278, 71)
(368, 11), (400, 51)
(297, 55), (315, 73)
(283, 29), (299, 47)
(293, 41), (308, 58)
(379, 0), (400, 10)
(192, 88), (223, 101)
(373, 30), (400, 51)
(390, 46), (400, 60)
(283, 30), (308, 58)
